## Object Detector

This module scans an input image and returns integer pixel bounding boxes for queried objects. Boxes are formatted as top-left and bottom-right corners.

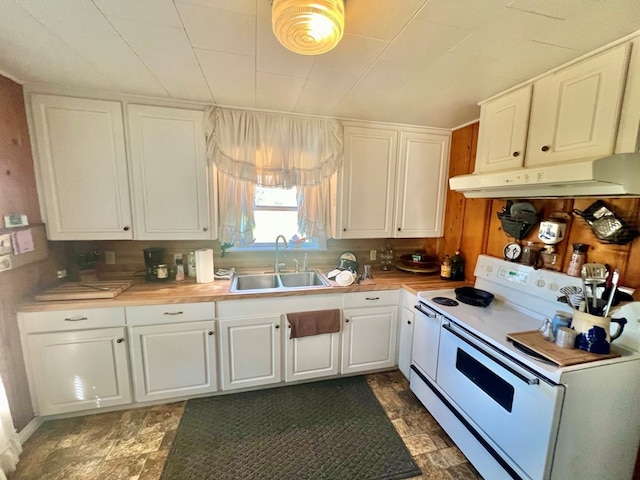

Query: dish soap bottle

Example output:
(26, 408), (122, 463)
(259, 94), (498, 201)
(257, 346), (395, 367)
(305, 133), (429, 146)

(440, 254), (452, 280)
(175, 257), (185, 282)
(450, 250), (465, 280)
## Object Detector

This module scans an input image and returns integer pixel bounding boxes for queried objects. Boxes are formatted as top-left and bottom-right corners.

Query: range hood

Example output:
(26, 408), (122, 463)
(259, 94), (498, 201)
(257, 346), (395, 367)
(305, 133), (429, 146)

(449, 153), (640, 198)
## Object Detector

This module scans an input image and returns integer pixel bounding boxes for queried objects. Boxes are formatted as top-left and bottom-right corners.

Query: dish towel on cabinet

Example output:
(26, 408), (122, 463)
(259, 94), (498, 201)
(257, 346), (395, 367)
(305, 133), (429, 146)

(286, 309), (341, 339)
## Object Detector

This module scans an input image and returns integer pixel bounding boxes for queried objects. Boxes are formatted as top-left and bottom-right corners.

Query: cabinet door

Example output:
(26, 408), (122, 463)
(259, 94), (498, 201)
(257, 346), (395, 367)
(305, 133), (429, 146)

(394, 131), (450, 237)
(128, 105), (213, 240)
(30, 95), (133, 240)
(219, 315), (282, 390)
(341, 306), (398, 374)
(475, 86), (531, 172)
(526, 44), (630, 166)
(398, 305), (415, 379)
(284, 329), (340, 382)
(338, 126), (397, 238)
(129, 321), (217, 402)
(26, 327), (131, 415)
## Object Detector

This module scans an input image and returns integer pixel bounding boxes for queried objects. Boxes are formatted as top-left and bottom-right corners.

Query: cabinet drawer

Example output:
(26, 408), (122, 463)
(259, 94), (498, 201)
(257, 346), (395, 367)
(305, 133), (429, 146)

(18, 308), (125, 334)
(343, 290), (399, 308)
(126, 302), (215, 326)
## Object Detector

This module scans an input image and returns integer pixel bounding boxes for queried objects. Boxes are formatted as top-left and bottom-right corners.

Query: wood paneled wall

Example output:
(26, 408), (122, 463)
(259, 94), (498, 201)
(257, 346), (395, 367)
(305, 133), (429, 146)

(445, 122), (640, 292)
(0, 75), (64, 430)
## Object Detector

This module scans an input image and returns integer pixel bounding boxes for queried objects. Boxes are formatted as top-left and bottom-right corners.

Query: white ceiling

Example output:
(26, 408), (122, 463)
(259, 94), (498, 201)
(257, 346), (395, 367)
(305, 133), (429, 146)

(1, 0), (639, 129)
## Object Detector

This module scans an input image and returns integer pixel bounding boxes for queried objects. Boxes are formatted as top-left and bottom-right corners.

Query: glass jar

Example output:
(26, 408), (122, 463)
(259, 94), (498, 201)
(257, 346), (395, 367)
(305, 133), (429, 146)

(440, 254), (452, 280)
(567, 243), (588, 277)
(520, 241), (542, 266)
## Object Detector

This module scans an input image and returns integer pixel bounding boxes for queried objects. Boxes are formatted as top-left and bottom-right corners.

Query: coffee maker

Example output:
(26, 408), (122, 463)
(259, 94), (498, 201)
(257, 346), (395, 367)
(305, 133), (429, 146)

(143, 247), (165, 281)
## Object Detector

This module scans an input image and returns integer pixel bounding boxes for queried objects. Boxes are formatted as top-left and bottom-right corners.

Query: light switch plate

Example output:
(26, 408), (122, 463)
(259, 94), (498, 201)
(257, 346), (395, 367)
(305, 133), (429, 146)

(104, 251), (116, 265)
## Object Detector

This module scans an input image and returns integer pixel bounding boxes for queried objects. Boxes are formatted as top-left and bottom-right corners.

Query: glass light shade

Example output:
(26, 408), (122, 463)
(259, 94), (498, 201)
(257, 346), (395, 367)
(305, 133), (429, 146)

(272, 0), (345, 55)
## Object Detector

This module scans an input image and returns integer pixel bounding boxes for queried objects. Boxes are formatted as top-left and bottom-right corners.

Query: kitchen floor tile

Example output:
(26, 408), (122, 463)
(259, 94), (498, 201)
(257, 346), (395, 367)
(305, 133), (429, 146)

(8, 371), (481, 480)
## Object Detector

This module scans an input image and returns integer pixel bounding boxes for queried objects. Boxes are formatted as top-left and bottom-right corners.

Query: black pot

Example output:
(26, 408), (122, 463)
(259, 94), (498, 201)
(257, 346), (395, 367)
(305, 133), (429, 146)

(454, 287), (495, 307)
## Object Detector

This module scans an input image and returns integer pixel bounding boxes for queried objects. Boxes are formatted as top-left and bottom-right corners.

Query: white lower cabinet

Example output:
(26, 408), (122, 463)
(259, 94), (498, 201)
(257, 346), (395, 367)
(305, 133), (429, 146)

(284, 329), (340, 382)
(18, 308), (131, 416)
(341, 306), (398, 374)
(129, 321), (217, 402)
(398, 292), (417, 379)
(219, 315), (282, 391)
(126, 303), (217, 402)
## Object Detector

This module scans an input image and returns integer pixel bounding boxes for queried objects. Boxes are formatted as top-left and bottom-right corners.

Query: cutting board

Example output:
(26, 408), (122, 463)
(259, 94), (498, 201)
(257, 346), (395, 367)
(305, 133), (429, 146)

(34, 282), (132, 301)
(506, 330), (620, 366)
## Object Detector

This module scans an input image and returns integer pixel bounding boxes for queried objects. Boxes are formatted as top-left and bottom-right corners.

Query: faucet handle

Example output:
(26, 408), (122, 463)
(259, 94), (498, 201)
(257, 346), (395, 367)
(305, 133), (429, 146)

(293, 259), (300, 273)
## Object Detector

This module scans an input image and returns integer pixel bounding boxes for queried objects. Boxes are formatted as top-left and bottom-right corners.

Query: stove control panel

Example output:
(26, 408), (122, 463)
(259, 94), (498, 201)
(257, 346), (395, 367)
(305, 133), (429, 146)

(496, 266), (528, 285)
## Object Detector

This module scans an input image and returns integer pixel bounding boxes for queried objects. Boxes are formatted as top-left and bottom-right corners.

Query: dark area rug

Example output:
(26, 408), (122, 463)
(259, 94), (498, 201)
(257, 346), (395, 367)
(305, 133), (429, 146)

(160, 376), (421, 480)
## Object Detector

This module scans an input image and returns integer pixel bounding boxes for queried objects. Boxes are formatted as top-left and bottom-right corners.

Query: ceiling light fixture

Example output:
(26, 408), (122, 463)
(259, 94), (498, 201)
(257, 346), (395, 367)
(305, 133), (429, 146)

(272, 0), (345, 56)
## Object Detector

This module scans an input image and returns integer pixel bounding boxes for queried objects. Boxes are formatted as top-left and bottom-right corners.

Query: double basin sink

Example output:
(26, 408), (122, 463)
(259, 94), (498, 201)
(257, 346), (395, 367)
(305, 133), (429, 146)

(230, 270), (330, 294)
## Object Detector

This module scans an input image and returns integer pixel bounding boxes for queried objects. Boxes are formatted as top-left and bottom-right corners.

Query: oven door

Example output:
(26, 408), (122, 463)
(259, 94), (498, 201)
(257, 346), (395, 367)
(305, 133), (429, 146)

(437, 320), (564, 480)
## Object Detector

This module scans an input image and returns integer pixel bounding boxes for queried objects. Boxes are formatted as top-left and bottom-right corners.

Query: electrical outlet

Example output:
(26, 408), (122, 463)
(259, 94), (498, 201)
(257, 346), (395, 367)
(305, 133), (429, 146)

(174, 253), (183, 263)
(56, 269), (67, 279)
(370, 249), (377, 261)
(104, 251), (116, 265)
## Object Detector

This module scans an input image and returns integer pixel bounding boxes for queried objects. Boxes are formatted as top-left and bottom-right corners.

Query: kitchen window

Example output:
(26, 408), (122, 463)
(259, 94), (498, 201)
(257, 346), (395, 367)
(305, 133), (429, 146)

(232, 186), (325, 250)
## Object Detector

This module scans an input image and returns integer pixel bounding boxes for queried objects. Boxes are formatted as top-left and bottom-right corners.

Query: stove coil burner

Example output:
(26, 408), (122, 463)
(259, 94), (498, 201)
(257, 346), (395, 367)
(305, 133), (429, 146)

(432, 297), (459, 307)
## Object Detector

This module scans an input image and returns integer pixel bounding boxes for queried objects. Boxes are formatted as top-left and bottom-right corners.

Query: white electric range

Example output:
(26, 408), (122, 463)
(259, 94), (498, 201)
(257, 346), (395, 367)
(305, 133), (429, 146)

(410, 255), (640, 480)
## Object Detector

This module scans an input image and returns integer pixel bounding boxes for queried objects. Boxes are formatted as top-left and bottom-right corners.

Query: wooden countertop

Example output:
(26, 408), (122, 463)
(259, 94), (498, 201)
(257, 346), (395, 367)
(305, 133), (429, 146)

(18, 269), (470, 312)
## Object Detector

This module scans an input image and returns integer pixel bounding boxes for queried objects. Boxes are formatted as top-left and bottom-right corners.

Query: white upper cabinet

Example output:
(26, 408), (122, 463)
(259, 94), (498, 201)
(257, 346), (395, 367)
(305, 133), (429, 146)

(475, 86), (532, 173)
(474, 43), (631, 173)
(525, 44), (630, 166)
(338, 124), (450, 239)
(339, 126), (398, 238)
(30, 95), (133, 240)
(394, 131), (450, 237)
(127, 105), (213, 240)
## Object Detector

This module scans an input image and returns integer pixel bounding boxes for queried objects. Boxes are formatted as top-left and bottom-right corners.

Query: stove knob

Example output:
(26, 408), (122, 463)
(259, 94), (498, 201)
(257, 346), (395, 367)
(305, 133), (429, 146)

(535, 279), (545, 288)
(548, 282), (559, 292)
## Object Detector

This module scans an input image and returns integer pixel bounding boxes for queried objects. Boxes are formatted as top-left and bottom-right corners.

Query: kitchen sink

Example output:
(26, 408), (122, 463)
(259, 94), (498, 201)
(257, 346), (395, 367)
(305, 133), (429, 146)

(233, 274), (280, 291)
(230, 270), (330, 293)
(279, 272), (328, 288)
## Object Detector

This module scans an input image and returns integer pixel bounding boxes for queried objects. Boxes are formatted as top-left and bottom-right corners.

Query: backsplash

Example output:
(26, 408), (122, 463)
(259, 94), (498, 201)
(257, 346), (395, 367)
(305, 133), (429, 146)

(65, 237), (441, 281)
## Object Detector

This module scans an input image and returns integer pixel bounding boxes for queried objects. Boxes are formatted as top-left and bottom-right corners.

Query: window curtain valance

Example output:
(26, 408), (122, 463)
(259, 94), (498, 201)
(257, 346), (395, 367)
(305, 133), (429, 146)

(205, 106), (343, 187)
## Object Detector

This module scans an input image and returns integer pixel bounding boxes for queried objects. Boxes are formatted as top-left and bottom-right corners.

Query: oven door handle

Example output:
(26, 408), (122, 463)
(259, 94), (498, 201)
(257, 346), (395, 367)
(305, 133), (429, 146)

(414, 303), (437, 318)
(442, 322), (540, 386)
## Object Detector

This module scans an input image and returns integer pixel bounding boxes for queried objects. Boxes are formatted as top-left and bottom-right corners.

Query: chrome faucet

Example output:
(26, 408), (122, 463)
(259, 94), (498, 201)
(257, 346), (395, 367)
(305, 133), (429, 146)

(274, 235), (288, 273)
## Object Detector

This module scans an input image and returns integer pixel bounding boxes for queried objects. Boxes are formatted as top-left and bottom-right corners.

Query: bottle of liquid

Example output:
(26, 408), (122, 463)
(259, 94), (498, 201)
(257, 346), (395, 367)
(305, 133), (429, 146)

(450, 250), (465, 280)
(188, 251), (197, 278)
(440, 254), (452, 280)
(175, 258), (185, 282)
(567, 243), (588, 277)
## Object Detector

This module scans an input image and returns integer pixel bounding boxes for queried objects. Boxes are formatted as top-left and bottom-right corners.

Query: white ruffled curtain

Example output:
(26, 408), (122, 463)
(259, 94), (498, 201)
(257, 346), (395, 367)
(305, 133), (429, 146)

(0, 376), (21, 479)
(206, 106), (343, 244)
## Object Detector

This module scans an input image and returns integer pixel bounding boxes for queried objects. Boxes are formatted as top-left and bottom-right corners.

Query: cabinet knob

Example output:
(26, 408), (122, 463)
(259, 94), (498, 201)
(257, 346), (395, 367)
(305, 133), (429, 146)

(345, 319), (350, 323)
(275, 324), (280, 329)
(116, 338), (124, 343)
(397, 227), (401, 231)
(203, 227), (208, 232)
(407, 320), (412, 325)
(343, 228), (347, 232)
(208, 331), (214, 336)
(541, 145), (550, 152)
(123, 226), (130, 231)
(512, 151), (520, 157)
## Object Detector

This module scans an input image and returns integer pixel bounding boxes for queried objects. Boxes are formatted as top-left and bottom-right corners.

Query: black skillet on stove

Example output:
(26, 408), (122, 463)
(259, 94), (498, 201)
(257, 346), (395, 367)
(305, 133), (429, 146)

(454, 287), (495, 307)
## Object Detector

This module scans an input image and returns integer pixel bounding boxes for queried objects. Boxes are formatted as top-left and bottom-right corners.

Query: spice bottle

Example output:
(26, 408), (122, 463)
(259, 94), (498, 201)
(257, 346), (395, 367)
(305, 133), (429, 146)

(567, 243), (588, 277)
(440, 254), (452, 280)
(450, 250), (465, 281)
(175, 258), (185, 282)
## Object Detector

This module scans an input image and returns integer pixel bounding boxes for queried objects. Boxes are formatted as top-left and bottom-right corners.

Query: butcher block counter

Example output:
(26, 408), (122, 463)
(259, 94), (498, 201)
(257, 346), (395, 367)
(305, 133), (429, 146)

(19, 269), (469, 312)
